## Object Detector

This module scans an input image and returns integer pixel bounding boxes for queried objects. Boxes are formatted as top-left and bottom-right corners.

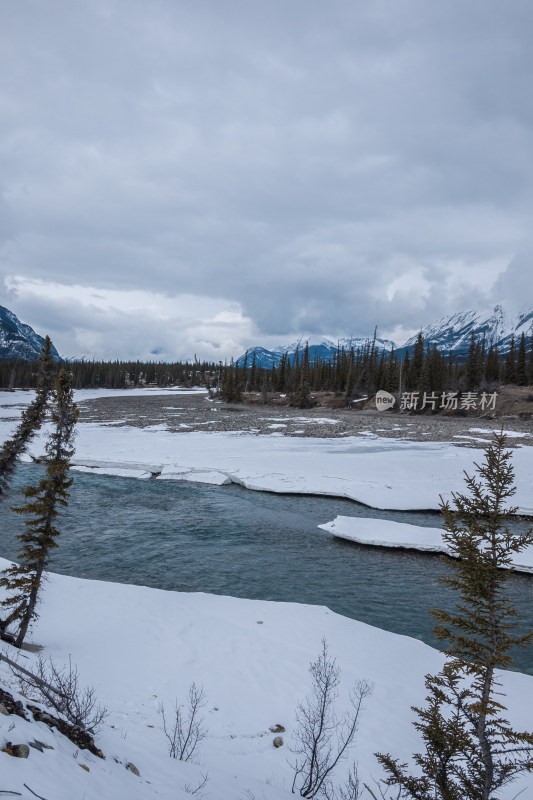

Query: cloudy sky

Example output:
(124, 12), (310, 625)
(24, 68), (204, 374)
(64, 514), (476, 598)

(1, 0), (532, 361)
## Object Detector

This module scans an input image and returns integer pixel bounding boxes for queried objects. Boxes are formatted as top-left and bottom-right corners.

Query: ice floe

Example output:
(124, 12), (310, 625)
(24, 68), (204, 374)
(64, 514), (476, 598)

(319, 516), (533, 573)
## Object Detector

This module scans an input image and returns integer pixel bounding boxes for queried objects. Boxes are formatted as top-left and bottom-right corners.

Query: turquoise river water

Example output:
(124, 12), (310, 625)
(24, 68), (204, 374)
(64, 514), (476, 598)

(1, 463), (532, 673)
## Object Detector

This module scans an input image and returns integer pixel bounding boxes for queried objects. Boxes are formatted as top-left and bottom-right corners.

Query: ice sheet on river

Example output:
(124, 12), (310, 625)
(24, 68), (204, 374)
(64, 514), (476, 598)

(319, 516), (533, 573)
(76, 426), (533, 513)
(27, 428), (533, 513)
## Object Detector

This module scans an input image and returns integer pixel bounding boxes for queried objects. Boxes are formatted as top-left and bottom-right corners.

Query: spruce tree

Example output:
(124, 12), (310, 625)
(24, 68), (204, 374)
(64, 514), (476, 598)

(0, 337), (55, 498)
(409, 333), (425, 389)
(220, 359), (243, 403)
(290, 380), (314, 409)
(345, 363), (355, 404)
(418, 345), (432, 396)
(249, 351), (257, 392)
(484, 343), (500, 384)
(377, 432), (533, 800)
(0, 368), (78, 647)
(516, 333), (527, 386)
(465, 332), (478, 391)
(241, 350), (249, 392)
(503, 337), (517, 385)
(403, 351), (411, 391)
(528, 334), (533, 384)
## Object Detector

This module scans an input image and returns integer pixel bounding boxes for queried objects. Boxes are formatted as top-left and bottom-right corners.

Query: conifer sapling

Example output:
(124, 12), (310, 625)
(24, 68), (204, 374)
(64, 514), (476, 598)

(0, 368), (78, 647)
(376, 432), (533, 800)
(0, 336), (55, 498)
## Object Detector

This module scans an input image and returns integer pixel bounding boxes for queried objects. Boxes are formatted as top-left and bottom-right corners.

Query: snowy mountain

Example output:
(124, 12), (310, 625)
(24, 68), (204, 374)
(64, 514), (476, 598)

(236, 335), (395, 368)
(0, 305), (61, 361)
(237, 305), (533, 367)
(402, 305), (533, 356)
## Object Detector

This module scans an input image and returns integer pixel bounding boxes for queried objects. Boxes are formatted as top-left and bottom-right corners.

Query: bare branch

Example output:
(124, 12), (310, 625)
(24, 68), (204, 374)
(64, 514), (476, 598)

(184, 772), (209, 796)
(289, 638), (372, 799)
(23, 786), (49, 800)
(12, 654), (107, 733)
(0, 650), (68, 699)
(160, 682), (207, 762)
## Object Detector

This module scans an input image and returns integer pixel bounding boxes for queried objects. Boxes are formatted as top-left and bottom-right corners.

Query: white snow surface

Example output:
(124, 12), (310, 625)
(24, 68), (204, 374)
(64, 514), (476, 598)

(0, 386), (206, 409)
(469, 427), (528, 438)
(157, 469), (231, 485)
(71, 465), (153, 480)
(2, 390), (533, 513)
(1, 561), (532, 800)
(319, 517), (533, 573)
(260, 416), (340, 424)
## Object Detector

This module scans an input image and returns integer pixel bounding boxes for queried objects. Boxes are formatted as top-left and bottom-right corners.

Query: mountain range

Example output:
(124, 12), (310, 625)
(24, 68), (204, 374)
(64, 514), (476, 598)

(0, 305), (61, 361)
(236, 335), (395, 369)
(401, 305), (533, 357)
(237, 305), (533, 367)
(1, 303), (531, 365)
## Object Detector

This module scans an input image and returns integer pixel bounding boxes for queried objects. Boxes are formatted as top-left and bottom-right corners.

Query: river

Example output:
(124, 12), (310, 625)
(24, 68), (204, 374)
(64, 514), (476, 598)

(1, 463), (532, 673)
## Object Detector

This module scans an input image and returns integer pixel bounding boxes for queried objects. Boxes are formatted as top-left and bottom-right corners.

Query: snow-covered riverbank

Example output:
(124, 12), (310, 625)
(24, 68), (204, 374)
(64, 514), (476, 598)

(1, 562), (532, 800)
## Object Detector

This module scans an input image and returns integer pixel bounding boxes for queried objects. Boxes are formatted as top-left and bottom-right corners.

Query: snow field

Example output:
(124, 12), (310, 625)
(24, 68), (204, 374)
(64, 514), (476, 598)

(1, 562), (532, 800)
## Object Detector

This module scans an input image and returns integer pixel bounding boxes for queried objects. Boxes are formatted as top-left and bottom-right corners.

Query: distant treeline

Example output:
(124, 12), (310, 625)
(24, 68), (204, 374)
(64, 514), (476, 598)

(221, 331), (533, 405)
(1, 332), (532, 406)
(0, 358), (220, 390)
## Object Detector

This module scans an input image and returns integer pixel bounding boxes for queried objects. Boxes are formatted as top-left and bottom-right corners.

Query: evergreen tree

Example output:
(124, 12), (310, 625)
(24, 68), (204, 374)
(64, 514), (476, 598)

(345, 363), (355, 404)
(445, 350), (452, 384)
(411, 343), (444, 399)
(382, 346), (396, 393)
(418, 345), (433, 395)
(484, 343), (500, 384)
(290, 381), (314, 409)
(503, 336), (517, 385)
(409, 333), (425, 389)
(516, 333), (527, 386)
(276, 353), (287, 392)
(377, 433), (533, 799)
(249, 351), (257, 391)
(242, 350), (249, 391)
(0, 337), (55, 499)
(302, 341), (310, 386)
(402, 351), (411, 391)
(465, 332), (478, 391)
(220, 359), (243, 403)
(376, 349), (386, 391)
(0, 369), (79, 647)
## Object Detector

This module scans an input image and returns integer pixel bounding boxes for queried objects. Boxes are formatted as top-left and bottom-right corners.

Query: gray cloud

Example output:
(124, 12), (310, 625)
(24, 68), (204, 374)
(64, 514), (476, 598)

(491, 246), (533, 316)
(1, 0), (532, 358)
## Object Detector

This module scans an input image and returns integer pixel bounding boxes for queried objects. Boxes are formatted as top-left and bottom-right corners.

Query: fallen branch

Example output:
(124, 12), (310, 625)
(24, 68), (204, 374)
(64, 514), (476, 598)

(0, 652), (68, 700)
(23, 787), (49, 800)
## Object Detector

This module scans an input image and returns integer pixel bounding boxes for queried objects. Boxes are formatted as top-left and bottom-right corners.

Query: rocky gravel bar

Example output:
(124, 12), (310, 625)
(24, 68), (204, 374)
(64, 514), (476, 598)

(76, 392), (533, 448)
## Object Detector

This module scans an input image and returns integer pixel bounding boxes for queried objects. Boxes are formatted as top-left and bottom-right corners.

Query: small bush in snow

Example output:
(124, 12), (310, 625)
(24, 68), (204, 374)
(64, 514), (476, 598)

(290, 638), (372, 799)
(14, 653), (108, 733)
(160, 682), (207, 762)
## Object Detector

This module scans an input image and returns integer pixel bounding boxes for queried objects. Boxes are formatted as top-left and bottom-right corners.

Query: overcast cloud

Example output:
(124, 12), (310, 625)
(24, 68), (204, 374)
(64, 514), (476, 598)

(1, 0), (532, 360)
